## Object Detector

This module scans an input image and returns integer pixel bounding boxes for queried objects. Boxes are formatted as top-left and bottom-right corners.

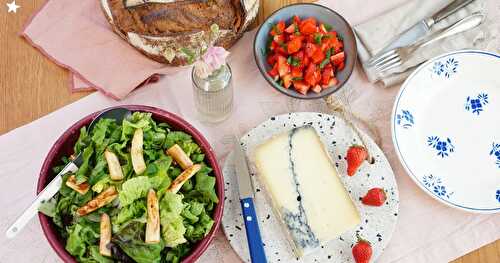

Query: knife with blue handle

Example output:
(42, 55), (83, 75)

(233, 138), (267, 263)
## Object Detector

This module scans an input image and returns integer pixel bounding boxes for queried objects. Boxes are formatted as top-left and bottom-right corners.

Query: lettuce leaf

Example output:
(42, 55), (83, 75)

(113, 221), (163, 263)
(121, 112), (152, 141)
(65, 223), (99, 259)
(119, 176), (152, 207)
(75, 145), (94, 184)
(160, 192), (187, 247)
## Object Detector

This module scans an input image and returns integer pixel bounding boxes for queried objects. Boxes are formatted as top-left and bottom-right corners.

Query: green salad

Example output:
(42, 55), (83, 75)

(40, 112), (219, 263)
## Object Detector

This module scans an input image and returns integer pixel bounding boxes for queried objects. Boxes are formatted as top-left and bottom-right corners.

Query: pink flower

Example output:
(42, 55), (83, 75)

(202, 46), (230, 73)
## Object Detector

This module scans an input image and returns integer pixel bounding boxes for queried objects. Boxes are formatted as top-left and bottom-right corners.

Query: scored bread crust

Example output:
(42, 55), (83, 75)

(100, 0), (259, 66)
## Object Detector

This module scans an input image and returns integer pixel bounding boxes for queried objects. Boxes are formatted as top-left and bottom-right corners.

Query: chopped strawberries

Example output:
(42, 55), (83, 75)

(265, 17), (345, 95)
(346, 145), (368, 176)
(362, 188), (386, 206)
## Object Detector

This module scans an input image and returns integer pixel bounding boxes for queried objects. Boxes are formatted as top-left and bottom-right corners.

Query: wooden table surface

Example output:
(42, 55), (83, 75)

(0, 0), (498, 262)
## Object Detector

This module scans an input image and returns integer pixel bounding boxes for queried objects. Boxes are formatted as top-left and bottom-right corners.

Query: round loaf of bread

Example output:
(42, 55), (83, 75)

(100, 0), (259, 66)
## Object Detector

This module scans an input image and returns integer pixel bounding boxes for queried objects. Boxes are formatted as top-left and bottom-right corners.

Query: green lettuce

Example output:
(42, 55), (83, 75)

(160, 192), (187, 247)
(113, 221), (163, 263)
(119, 176), (152, 207)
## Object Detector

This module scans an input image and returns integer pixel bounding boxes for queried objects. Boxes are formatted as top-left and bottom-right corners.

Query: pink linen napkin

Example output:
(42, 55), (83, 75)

(22, 0), (180, 99)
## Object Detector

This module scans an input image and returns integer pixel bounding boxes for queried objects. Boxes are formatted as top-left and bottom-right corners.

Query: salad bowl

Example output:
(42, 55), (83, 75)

(37, 105), (224, 262)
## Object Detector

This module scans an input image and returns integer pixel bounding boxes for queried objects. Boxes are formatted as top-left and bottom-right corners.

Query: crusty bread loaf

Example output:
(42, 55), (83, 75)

(100, 0), (258, 66)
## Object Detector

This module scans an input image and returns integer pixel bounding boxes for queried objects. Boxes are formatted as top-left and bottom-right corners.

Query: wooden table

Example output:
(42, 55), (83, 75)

(0, 0), (498, 262)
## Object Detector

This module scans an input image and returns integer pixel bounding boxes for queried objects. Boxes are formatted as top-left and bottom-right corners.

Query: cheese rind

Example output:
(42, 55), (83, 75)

(254, 126), (361, 257)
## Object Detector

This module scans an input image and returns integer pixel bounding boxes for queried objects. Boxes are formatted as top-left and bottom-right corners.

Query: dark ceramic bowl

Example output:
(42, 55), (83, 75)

(37, 105), (224, 263)
(254, 3), (357, 99)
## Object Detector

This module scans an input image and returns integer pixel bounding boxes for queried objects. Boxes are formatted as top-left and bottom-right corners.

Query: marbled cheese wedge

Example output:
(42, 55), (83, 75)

(254, 126), (361, 257)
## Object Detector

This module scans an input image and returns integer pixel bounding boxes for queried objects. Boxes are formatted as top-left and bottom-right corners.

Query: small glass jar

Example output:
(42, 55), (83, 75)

(192, 63), (233, 123)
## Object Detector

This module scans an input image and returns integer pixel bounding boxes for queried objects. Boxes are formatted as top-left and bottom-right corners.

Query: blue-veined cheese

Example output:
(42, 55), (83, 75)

(254, 126), (361, 257)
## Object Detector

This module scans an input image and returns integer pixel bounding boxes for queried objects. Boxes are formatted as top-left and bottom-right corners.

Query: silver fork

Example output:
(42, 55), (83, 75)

(369, 12), (484, 75)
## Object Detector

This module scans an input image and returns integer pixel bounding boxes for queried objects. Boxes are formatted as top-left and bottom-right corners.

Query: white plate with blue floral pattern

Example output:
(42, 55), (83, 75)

(392, 50), (500, 213)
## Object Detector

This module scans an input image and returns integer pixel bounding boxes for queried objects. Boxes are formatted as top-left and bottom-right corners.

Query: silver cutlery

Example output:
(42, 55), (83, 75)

(370, 0), (476, 61)
(5, 107), (132, 239)
(370, 12), (484, 75)
(233, 137), (267, 263)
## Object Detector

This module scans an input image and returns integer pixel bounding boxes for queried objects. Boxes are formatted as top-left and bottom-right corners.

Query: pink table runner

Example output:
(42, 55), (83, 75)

(3, 0), (500, 262)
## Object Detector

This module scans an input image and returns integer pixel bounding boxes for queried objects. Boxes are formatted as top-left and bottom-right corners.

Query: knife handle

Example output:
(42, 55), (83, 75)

(240, 198), (267, 263)
(5, 162), (78, 239)
(428, 0), (475, 26)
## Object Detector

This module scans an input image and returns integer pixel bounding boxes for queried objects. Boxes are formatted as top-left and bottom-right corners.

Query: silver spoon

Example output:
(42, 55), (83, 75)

(5, 107), (132, 239)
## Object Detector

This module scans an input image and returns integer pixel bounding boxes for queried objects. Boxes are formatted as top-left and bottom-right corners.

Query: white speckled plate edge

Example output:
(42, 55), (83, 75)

(391, 50), (500, 213)
(222, 112), (399, 263)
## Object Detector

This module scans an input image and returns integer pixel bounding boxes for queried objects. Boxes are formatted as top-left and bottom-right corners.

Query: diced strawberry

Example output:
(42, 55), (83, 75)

(276, 45), (287, 55)
(305, 63), (320, 86)
(299, 21), (317, 35)
(282, 74), (293, 89)
(293, 80), (310, 95)
(267, 53), (277, 65)
(311, 49), (325, 64)
(312, 85), (322, 93)
(277, 55), (290, 77)
(303, 55), (310, 67)
(321, 65), (333, 86)
(304, 42), (318, 58)
(300, 17), (317, 28)
(331, 37), (344, 53)
(273, 34), (285, 44)
(287, 37), (302, 54)
(320, 42), (330, 52)
(331, 51), (345, 66)
(337, 62), (345, 71)
(269, 20), (286, 36)
(276, 20), (285, 33)
(285, 23), (296, 34)
(293, 50), (304, 61)
(291, 66), (303, 78)
(268, 63), (279, 79)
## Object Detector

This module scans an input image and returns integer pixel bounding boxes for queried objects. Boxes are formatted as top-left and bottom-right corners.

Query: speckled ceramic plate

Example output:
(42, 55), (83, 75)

(392, 50), (500, 213)
(222, 112), (399, 262)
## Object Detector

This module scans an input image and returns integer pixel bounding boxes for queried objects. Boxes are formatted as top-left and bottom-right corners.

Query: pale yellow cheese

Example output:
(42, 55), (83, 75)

(254, 126), (360, 257)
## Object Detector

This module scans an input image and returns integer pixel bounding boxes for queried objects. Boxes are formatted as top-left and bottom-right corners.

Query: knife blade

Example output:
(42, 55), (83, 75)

(233, 138), (255, 200)
(233, 138), (267, 263)
(376, 0), (475, 53)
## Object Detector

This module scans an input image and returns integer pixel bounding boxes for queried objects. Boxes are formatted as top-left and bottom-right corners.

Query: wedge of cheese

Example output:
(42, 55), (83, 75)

(254, 126), (360, 257)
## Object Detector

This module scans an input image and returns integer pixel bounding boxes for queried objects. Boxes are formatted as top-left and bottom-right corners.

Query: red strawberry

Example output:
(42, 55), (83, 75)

(362, 188), (386, 206)
(352, 236), (372, 263)
(346, 145), (368, 176)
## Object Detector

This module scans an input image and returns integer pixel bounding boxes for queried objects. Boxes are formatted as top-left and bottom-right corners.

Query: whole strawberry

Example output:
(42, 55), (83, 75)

(352, 236), (372, 263)
(346, 145), (368, 176)
(362, 188), (386, 206)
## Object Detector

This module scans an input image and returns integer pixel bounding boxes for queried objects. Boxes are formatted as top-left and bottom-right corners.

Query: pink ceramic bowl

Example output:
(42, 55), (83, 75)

(37, 105), (224, 263)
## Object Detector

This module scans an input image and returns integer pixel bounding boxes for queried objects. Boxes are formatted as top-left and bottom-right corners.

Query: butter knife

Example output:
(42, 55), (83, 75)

(374, 0), (475, 55)
(5, 108), (131, 239)
(233, 138), (267, 263)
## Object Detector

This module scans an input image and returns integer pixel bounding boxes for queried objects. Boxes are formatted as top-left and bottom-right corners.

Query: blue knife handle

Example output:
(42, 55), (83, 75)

(240, 197), (267, 263)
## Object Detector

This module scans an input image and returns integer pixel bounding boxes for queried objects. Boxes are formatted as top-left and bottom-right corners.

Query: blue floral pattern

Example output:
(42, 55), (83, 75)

(489, 143), (500, 168)
(427, 136), (455, 158)
(396, 110), (414, 129)
(496, 190), (500, 203)
(465, 93), (489, 115)
(432, 57), (459, 78)
(422, 174), (454, 199)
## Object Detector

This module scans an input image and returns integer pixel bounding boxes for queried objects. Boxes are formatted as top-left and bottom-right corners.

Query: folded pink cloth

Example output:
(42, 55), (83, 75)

(22, 0), (181, 99)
